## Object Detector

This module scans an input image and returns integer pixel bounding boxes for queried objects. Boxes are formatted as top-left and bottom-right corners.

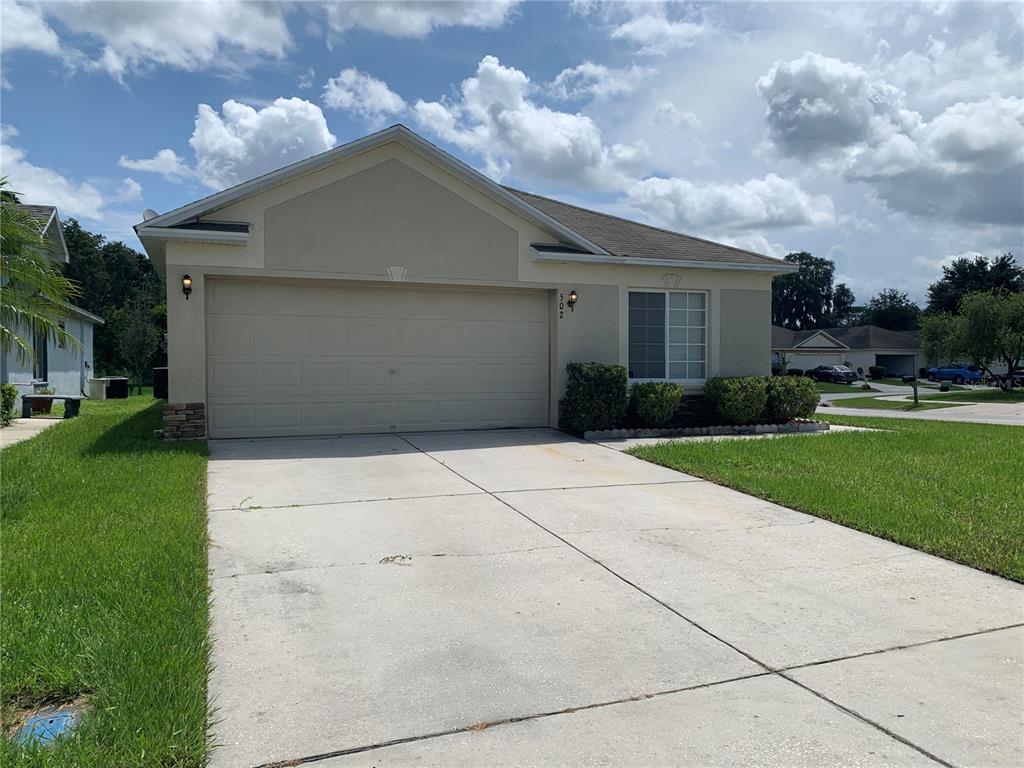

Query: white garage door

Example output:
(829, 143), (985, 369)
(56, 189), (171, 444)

(206, 279), (550, 438)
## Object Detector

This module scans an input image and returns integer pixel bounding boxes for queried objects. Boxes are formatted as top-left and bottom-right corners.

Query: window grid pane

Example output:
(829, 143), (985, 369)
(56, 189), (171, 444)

(630, 290), (705, 380)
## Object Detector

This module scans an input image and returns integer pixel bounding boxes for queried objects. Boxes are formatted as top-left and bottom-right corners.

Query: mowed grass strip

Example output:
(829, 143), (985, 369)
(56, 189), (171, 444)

(824, 395), (961, 411)
(628, 415), (1024, 582)
(921, 388), (1024, 403)
(814, 381), (875, 394)
(1, 397), (210, 766)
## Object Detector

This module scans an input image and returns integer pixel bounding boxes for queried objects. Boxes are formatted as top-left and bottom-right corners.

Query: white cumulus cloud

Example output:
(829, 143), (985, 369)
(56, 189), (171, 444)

(627, 173), (836, 231)
(323, 1), (519, 38)
(758, 52), (1024, 225)
(611, 14), (708, 56)
(1, 1), (61, 54)
(43, 0), (291, 79)
(547, 61), (652, 101)
(188, 98), (337, 190)
(412, 55), (645, 189)
(1, 126), (104, 220)
(119, 148), (195, 182)
(323, 68), (407, 128)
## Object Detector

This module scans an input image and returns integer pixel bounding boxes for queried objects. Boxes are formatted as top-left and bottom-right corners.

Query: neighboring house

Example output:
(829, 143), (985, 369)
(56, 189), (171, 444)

(0, 205), (104, 402)
(772, 325), (922, 377)
(136, 125), (795, 439)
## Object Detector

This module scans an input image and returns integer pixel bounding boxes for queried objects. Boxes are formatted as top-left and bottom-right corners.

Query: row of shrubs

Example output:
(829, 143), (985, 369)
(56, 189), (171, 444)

(704, 375), (819, 424)
(558, 362), (820, 432)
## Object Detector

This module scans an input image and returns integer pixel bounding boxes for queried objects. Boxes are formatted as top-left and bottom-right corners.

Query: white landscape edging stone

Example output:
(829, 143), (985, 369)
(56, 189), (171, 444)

(582, 419), (829, 442)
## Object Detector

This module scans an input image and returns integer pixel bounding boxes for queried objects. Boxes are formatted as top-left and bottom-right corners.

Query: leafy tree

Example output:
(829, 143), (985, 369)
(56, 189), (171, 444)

(859, 289), (921, 331)
(62, 219), (165, 377)
(920, 313), (959, 366)
(1, 179), (81, 363)
(118, 298), (162, 394)
(926, 253), (1023, 314)
(827, 282), (857, 327)
(955, 292), (1024, 390)
(772, 252), (837, 330)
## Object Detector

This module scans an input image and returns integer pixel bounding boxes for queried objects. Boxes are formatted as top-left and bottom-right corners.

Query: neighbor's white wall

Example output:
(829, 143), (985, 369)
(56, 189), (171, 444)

(0, 315), (95, 400)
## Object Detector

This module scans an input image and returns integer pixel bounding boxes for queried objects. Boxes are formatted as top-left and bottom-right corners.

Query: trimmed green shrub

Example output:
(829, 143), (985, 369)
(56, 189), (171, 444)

(631, 381), (684, 427)
(704, 377), (769, 424)
(765, 375), (819, 422)
(868, 365), (886, 379)
(1, 383), (17, 426)
(558, 362), (628, 432)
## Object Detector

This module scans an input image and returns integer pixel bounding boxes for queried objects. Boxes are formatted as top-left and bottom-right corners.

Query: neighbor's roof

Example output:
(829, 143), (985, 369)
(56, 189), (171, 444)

(773, 325), (920, 350)
(508, 189), (787, 268)
(15, 203), (69, 262)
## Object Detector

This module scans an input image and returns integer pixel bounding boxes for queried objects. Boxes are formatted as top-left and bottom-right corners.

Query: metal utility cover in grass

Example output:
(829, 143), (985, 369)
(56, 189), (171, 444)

(15, 707), (81, 746)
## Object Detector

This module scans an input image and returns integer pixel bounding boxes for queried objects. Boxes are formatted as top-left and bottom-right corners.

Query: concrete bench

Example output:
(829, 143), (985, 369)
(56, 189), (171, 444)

(21, 395), (85, 419)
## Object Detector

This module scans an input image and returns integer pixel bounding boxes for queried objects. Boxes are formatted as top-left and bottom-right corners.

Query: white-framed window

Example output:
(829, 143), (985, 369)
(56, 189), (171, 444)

(628, 289), (706, 381)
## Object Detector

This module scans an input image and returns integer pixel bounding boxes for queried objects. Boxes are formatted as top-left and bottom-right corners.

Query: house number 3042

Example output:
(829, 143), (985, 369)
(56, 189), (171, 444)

(559, 292), (565, 319)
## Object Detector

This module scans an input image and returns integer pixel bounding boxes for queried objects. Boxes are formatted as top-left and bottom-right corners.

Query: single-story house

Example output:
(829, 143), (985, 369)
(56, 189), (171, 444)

(136, 124), (796, 439)
(772, 325), (922, 377)
(1, 204), (104, 403)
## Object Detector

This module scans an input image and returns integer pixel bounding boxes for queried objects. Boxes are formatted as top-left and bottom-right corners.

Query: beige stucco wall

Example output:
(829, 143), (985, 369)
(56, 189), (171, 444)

(161, 139), (777, 425)
(718, 289), (772, 377)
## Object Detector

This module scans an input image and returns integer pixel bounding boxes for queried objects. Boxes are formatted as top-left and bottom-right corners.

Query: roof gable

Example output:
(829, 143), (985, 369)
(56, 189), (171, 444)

(136, 124), (607, 257)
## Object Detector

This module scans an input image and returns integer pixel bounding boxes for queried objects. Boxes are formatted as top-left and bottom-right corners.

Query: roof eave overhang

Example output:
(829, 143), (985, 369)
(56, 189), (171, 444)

(533, 249), (799, 274)
(132, 125), (611, 258)
(134, 226), (249, 245)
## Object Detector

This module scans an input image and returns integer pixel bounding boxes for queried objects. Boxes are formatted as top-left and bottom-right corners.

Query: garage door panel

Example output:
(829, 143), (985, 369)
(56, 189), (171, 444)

(207, 281), (549, 437)
(254, 319), (303, 355)
(302, 320), (349, 355)
(209, 280), (255, 313)
(302, 362), (348, 389)
(209, 318), (255, 355)
(209, 362), (254, 395)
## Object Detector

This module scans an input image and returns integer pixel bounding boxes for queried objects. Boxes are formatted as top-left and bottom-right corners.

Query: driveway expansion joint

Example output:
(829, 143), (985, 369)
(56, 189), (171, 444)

(209, 490), (487, 513)
(249, 670), (776, 768)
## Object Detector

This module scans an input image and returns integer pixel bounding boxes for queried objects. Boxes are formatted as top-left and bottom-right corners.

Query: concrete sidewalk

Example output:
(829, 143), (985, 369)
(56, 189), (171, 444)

(0, 417), (61, 449)
(207, 429), (1023, 768)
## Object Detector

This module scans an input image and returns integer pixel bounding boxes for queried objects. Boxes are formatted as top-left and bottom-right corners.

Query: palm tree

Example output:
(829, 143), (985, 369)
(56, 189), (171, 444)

(1, 178), (81, 364)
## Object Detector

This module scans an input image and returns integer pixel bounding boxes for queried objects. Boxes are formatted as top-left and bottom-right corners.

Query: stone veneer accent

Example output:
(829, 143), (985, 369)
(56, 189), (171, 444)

(163, 402), (206, 440)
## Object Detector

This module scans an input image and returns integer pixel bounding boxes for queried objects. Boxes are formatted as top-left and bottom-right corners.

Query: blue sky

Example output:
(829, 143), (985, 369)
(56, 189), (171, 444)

(2, 1), (1022, 303)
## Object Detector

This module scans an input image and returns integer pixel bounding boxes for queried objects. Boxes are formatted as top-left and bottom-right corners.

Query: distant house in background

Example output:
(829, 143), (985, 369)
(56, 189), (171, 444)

(0, 204), (104, 401)
(772, 325), (922, 377)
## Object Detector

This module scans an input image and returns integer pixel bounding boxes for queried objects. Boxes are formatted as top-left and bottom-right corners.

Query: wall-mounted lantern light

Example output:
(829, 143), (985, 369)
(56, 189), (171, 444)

(567, 289), (579, 311)
(181, 274), (193, 300)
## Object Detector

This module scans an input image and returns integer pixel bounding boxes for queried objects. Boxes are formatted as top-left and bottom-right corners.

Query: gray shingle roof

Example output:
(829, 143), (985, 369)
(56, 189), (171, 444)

(506, 188), (786, 267)
(15, 204), (57, 227)
(773, 325), (920, 350)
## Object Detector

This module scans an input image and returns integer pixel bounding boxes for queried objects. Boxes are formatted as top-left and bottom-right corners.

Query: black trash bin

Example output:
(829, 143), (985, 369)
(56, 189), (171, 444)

(153, 367), (168, 400)
(104, 377), (129, 399)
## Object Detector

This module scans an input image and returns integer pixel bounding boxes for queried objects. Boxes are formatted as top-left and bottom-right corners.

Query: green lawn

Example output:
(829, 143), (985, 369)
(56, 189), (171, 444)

(815, 381), (874, 394)
(628, 415), (1024, 582)
(1, 396), (210, 766)
(825, 395), (962, 411)
(922, 388), (1024, 403)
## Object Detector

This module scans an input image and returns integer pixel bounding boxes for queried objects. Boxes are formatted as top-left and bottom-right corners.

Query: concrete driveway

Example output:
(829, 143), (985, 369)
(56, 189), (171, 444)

(207, 429), (1023, 768)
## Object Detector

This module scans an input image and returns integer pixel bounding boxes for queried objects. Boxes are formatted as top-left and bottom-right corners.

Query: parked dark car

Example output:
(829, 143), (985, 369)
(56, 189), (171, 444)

(805, 365), (859, 384)
(926, 364), (984, 384)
